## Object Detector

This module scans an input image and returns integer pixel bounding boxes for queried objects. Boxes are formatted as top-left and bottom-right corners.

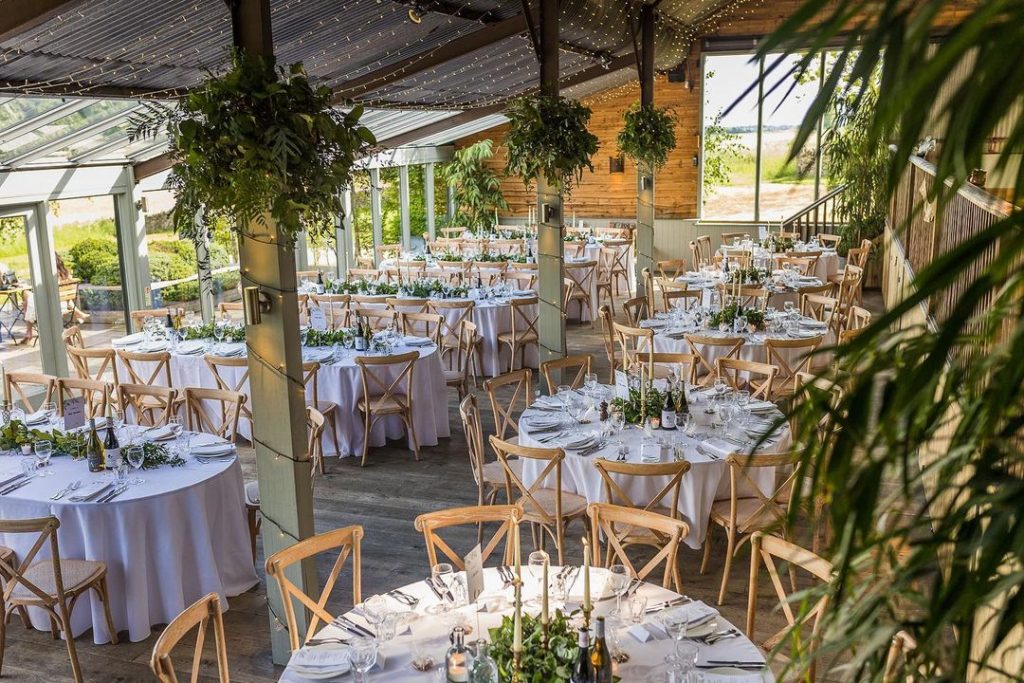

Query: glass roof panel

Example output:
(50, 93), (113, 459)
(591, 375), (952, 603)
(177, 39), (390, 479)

(0, 99), (137, 162)
(0, 98), (68, 134)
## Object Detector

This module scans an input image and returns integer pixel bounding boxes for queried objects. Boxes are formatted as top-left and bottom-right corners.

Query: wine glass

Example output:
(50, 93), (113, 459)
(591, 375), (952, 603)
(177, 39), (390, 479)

(213, 321), (226, 353)
(34, 440), (53, 477)
(584, 372), (599, 394)
(427, 563), (454, 615)
(609, 408), (625, 438)
(359, 595), (389, 641)
(125, 444), (145, 485)
(349, 637), (378, 683)
(528, 550), (549, 605)
(40, 401), (57, 429)
(607, 564), (630, 616)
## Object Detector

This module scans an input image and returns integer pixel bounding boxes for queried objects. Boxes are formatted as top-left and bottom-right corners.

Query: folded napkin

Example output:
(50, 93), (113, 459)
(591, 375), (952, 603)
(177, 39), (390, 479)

(564, 434), (598, 450)
(666, 599), (720, 626)
(533, 396), (562, 409)
(144, 425), (180, 442)
(212, 343), (245, 357)
(112, 332), (146, 347)
(788, 328), (822, 339)
(303, 348), (334, 363)
(175, 340), (206, 355)
(70, 482), (114, 502)
(701, 438), (739, 458)
(24, 410), (49, 425)
(526, 417), (562, 429)
(191, 443), (236, 457)
(746, 400), (776, 413)
(512, 289), (535, 296)
(288, 645), (351, 674)
(628, 623), (669, 643)
(403, 336), (434, 347)
(639, 319), (666, 329)
(138, 341), (168, 353)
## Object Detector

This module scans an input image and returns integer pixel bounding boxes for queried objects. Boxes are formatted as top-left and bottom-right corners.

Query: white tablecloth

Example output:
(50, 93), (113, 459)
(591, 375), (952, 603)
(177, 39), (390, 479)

(279, 567), (773, 682)
(518, 403), (788, 549)
(114, 341), (450, 458)
(647, 322), (833, 373)
(0, 430), (256, 643)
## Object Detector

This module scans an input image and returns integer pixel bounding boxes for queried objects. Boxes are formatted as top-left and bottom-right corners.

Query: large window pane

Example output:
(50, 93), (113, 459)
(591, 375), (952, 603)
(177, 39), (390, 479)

(702, 54), (759, 220)
(0, 214), (43, 390)
(758, 52), (821, 222)
(351, 171), (373, 265)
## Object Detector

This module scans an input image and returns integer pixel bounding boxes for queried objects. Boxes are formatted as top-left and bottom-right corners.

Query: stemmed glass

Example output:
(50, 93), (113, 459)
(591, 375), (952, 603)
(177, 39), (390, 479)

(125, 444), (145, 485)
(213, 320), (226, 353)
(349, 637), (378, 682)
(40, 402), (58, 429)
(527, 550), (549, 606)
(584, 372), (599, 394)
(359, 595), (389, 642)
(607, 563), (630, 616)
(34, 441), (53, 477)
(426, 563), (454, 615)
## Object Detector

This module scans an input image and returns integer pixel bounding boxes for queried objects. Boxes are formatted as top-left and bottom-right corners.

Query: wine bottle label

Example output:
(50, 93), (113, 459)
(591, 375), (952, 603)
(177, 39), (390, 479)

(661, 410), (677, 430)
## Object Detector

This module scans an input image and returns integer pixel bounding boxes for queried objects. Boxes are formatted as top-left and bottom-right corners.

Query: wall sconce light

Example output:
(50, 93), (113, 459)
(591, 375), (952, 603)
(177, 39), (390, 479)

(243, 286), (271, 326)
(641, 176), (653, 191)
(692, 155), (699, 167)
(609, 155), (625, 173)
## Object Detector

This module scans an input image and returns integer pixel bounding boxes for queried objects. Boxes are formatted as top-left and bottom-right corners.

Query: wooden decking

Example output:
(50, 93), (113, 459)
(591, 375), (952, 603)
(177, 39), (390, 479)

(0, 296), (878, 682)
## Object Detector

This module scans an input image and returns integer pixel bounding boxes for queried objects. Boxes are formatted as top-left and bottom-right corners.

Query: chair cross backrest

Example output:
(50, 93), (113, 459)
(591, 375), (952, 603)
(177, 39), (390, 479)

(354, 351), (417, 411)
(593, 459), (690, 516)
(66, 345), (119, 385)
(309, 293), (351, 329)
(399, 312), (443, 344)
(184, 388), (246, 443)
(649, 353), (697, 384)
(117, 348), (173, 388)
(613, 323), (655, 375)
(118, 383), (178, 427)
(564, 260), (597, 313)
(6, 372), (56, 412)
(765, 336), (822, 397)
(656, 259), (688, 281)
(62, 325), (84, 349)
(540, 354), (592, 394)
(150, 592), (230, 683)
(685, 334), (744, 385)
(507, 296), (539, 350)
(353, 307), (397, 331)
(265, 525), (364, 652)
(663, 288), (701, 313)
(414, 505), (522, 571)
(622, 296), (648, 326)
(725, 452), (799, 534)
(489, 436), (565, 528)
(388, 297), (429, 315)
(428, 299), (475, 350)
(716, 357), (778, 400)
(57, 377), (111, 419)
(0, 516), (64, 608)
(483, 369), (532, 441)
(588, 503), (689, 591)
(800, 293), (839, 333)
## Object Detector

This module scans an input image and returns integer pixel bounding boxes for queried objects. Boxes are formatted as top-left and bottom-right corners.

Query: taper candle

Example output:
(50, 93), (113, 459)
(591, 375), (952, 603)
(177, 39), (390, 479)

(541, 556), (549, 626)
(582, 536), (591, 613)
(513, 578), (523, 653)
(0, 361), (7, 403)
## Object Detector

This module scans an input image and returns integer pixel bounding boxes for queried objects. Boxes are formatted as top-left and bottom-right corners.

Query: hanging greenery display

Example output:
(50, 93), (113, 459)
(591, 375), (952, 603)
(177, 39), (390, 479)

(616, 103), (677, 171)
(504, 94), (599, 196)
(440, 139), (507, 230)
(130, 51), (376, 246)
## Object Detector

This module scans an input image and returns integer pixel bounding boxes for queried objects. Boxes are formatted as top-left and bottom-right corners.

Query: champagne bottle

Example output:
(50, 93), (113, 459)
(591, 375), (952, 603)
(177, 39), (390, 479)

(570, 627), (593, 683)
(103, 409), (120, 469)
(678, 381), (689, 416)
(591, 617), (612, 683)
(165, 311), (175, 330)
(86, 418), (105, 472)
(661, 386), (677, 430)
(445, 626), (470, 683)
(355, 318), (367, 351)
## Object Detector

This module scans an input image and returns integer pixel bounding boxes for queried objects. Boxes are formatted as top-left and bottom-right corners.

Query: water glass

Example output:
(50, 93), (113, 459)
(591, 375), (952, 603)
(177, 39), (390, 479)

(427, 563), (454, 615)
(33, 441), (52, 477)
(528, 550), (549, 604)
(628, 594), (648, 625)
(608, 564), (630, 615)
(20, 458), (37, 478)
(349, 637), (378, 682)
(126, 445), (145, 485)
(584, 372), (599, 393)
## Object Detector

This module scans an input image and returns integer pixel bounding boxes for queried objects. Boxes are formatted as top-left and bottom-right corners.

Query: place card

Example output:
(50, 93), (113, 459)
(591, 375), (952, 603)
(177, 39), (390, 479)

(62, 397), (85, 430)
(465, 544), (484, 603)
(614, 370), (628, 398)
(309, 306), (327, 331)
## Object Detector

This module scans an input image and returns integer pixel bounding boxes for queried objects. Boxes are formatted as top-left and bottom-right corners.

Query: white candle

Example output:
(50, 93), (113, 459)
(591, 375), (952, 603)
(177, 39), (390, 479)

(0, 361), (7, 403)
(572, 209), (577, 228)
(542, 556), (549, 626)
(583, 536), (591, 613)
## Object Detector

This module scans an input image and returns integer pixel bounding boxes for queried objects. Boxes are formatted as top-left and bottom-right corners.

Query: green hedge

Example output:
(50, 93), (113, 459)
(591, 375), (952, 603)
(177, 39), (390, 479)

(68, 237), (118, 282)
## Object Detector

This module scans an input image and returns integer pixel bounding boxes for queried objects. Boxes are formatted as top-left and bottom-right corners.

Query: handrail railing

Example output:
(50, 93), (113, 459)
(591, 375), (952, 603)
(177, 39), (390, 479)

(782, 183), (848, 240)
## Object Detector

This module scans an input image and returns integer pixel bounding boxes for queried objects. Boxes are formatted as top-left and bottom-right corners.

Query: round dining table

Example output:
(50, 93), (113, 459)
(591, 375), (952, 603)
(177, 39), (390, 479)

(673, 271), (827, 312)
(720, 244), (840, 283)
(112, 337), (450, 458)
(0, 427), (256, 643)
(517, 390), (790, 549)
(279, 566), (773, 682)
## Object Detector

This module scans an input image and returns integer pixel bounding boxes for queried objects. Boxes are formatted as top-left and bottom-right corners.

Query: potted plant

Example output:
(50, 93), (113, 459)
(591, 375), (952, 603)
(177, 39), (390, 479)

(441, 139), (507, 232)
(504, 95), (599, 196)
(616, 102), (677, 174)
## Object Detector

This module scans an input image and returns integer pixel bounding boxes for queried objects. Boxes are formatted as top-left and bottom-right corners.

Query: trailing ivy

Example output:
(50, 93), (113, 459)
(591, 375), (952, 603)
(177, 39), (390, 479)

(504, 95), (599, 196)
(129, 50), (375, 246)
(616, 103), (677, 171)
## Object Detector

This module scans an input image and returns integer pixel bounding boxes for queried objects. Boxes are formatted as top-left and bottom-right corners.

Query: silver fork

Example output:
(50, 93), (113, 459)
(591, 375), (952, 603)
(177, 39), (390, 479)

(51, 479), (81, 500)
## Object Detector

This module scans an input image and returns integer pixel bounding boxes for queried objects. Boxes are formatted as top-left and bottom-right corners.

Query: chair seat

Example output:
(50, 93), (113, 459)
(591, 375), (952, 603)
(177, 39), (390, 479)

(482, 459), (521, 486)
(315, 400), (337, 416)
(516, 489), (588, 521)
(497, 331), (538, 345)
(245, 480), (260, 507)
(10, 559), (106, 602)
(443, 369), (464, 385)
(709, 498), (786, 533)
(357, 394), (410, 414)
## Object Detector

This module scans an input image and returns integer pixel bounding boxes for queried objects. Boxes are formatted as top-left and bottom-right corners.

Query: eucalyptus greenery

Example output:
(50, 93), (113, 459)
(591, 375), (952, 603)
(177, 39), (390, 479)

(616, 103), (677, 171)
(753, 0), (1024, 679)
(129, 50), (375, 246)
(181, 323), (246, 342)
(440, 140), (507, 231)
(611, 386), (665, 424)
(488, 611), (578, 682)
(504, 95), (599, 196)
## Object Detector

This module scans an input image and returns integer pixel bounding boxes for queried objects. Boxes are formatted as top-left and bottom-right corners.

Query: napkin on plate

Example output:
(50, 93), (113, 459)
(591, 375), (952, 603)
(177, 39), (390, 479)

(288, 645), (351, 675)
(701, 438), (739, 458)
(212, 343), (245, 357)
(533, 396), (562, 410)
(69, 482), (114, 503)
(403, 336), (434, 347)
(24, 410), (49, 425)
(526, 417), (562, 430)
(138, 341), (168, 353)
(112, 332), (146, 347)
(175, 340), (206, 355)
(746, 400), (776, 413)
(303, 348), (334, 363)
(144, 425), (180, 442)
(564, 434), (598, 450)
(191, 443), (236, 458)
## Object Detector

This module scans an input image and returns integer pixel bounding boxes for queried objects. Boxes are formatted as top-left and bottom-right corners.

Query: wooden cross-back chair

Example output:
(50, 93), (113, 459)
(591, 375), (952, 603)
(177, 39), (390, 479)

(265, 525), (364, 652)
(441, 226), (466, 239)
(775, 256), (815, 276)
(459, 394), (514, 518)
(399, 312), (444, 345)
(598, 305), (617, 383)
(5, 372), (55, 413)
(800, 293), (840, 335)
(702, 452), (801, 605)
(130, 308), (179, 327)
(374, 243), (401, 264)
(612, 322), (655, 376)
(353, 307), (397, 331)
(716, 357), (778, 400)
(116, 348), (175, 395)
(428, 298), (477, 366)
(563, 260), (597, 324)
(396, 260), (426, 283)
(62, 325), (84, 349)
(490, 436), (586, 566)
(696, 235), (712, 265)
(204, 355), (253, 434)
(348, 293), (388, 307)
(497, 295), (538, 373)
(716, 283), (768, 310)
(490, 239), (525, 256)
(606, 240), (632, 295)
(346, 267), (380, 281)
(66, 345), (119, 386)
(184, 388), (246, 443)
(414, 505), (522, 572)
(596, 248), (616, 315)
(118, 384), (178, 427)
(747, 532), (833, 682)
(56, 377), (112, 420)
(778, 230), (800, 240)
(689, 241), (703, 270)
(721, 231), (749, 245)
(0, 516), (117, 683)
(503, 272), (536, 291)
(663, 288), (701, 314)
(150, 592), (230, 683)
(436, 259), (469, 283)
(765, 336), (822, 398)
(640, 267), (656, 315)
(835, 263), (864, 310)
(588, 503), (689, 593)
(300, 361), (342, 467)
(354, 351), (419, 466)
(444, 320), (476, 400)
(650, 352), (697, 383)
(622, 296), (648, 326)
(685, 334), (745, 386)
(216, 302), (245, 323)
(309, 293), (350, 329)
(387, 297), (429, 315)
(780, 251), (821, 274)
(816, 233), (842, 249)
(656, 259), (688, 282)
(540, 354), (592, 394)
(563, 241), (586, 259)
(483, 368), (532, 444)
(471, 261), (507, 287)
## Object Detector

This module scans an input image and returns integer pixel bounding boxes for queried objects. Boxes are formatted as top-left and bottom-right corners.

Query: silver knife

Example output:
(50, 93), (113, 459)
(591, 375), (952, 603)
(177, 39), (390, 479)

(0, 477), (31, 495)
(99, 484), (129, 503)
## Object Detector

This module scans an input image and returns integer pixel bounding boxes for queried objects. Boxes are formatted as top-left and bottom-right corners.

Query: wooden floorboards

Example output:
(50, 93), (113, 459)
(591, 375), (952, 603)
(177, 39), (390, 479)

(0, 294), (883, 681)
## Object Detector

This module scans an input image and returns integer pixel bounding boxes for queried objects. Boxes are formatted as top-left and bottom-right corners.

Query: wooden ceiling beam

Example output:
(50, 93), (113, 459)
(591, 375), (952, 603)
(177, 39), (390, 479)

(0, 0), (87, 43)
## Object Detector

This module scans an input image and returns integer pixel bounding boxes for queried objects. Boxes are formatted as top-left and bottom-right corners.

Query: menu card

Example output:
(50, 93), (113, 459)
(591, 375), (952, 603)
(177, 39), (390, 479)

(465, 544), (484, 603)
(62, 397), (85, 430)
(309, 306), (327, 331)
